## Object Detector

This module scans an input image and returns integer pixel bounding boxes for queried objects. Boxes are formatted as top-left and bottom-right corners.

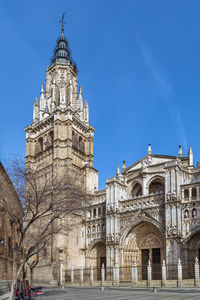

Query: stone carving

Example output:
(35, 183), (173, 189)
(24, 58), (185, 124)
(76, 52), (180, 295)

(140, 236), (160, 248)
(167, 225), (182, 237)
(106, 233), (121, 244)
(106, 203), (118, 214)
(192, 208), (197, 218)
(142, 156), (152, 168)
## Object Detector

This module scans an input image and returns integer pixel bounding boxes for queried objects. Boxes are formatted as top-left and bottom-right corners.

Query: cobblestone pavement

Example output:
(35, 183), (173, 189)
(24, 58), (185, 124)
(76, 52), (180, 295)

(37, 286), (200, 300)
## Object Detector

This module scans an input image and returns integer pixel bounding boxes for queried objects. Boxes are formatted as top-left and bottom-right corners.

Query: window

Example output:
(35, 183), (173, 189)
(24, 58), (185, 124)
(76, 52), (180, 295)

(38, 137), (43, 151)
(149, 179), (164, 194)
(49, 131), (54, 144)
(184, 189), (189, 200)
(192, 188), (197, 200)
(132, 183), (142, 197)
(93, 208), (96, 217)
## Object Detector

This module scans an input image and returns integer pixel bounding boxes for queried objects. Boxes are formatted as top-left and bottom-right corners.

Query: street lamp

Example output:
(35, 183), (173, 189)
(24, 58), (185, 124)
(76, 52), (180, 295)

(0, 238), (4, 247)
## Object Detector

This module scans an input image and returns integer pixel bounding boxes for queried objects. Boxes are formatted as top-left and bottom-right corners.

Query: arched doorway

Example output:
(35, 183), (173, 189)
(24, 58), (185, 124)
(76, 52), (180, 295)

(183, 230), (200, 278)
(123, 222), (164, 280)
(89, 242), (106, 280)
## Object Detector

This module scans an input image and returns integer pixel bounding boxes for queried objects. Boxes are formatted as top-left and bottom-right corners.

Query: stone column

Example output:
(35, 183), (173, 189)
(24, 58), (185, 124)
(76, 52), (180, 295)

(80, 266), (83, 285)
(181, 188), (184, 199)
(189, 188), (192, 201)
(101, 263), (105, 283)
(161, 259), (166, 286)
(131, 260), (138, 286)
(147, 260), (152, 287)
(71, 267), (74, 284)
(85, 256), (90, 269)
(194, 257), (199, 286)
(177, 258), (182, 287)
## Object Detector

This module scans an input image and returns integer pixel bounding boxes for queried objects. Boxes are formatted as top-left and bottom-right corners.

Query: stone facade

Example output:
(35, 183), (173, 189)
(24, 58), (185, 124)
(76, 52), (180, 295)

(25, 21), (200, 283)
(0, 163), (22, 280)
(85, 146), (200, 276)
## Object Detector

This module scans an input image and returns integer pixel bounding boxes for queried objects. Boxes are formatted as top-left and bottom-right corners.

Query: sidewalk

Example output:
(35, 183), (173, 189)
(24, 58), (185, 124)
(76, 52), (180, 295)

(0, 293), (9, 300)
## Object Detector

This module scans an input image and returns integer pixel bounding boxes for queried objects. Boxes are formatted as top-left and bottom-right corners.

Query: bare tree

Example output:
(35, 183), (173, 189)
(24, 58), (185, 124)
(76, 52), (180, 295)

(2, 158), (89, 300)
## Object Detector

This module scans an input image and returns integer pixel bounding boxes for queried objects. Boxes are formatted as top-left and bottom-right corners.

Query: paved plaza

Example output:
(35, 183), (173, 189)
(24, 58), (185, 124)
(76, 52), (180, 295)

(35, 286), (200, 300)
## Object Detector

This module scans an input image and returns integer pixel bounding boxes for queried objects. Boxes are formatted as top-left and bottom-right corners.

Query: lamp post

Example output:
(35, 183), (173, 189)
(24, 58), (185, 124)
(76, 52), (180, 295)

(0, 238), (4, 247)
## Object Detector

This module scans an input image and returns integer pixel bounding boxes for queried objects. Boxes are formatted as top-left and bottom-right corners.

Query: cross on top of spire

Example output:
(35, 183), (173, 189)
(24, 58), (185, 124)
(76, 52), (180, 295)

(59, 13), (66, 35)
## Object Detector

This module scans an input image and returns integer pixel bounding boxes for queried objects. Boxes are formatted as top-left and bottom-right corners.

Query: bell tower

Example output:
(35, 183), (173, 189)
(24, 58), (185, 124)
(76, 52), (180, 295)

(24, 15), (98, 283)
(25, 16), (98, 194)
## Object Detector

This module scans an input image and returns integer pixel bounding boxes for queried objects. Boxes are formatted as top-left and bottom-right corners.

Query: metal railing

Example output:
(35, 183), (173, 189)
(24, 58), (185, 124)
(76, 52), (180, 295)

(64, 259), (200, 286)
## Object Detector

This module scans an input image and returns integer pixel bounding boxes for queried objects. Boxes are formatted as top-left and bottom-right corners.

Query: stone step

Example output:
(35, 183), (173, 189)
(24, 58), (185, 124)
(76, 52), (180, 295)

(0, 281), (11, 296)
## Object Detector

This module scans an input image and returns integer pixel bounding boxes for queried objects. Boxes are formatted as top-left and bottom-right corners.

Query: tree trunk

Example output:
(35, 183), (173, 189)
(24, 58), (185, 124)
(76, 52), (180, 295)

(9, 261), (24, 300)
(13, 251), (17, 283)
(9, 251), (17, 300)
(9, 279), (16, 300)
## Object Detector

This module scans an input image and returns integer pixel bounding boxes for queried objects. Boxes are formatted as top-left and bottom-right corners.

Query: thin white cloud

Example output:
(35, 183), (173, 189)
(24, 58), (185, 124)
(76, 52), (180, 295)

(136, 34), (188, 151)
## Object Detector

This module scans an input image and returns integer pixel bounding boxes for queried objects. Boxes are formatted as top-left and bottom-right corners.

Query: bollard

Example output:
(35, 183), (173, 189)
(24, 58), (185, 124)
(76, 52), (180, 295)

(194, 257), (199, 287)
(177, 258), (182, 287)
(62, 264), (65, 288)
(60, 263), (63, 286)
(71, 267), (74, 284)
(101, 263), (105, 284)
(131, 260), (138, 286)
(147, 259), (152, 287)
(161, 259), (166, 287)
(115, 263), (119, 286)
(113, 266), (116, 285)
(90, 265), (94, 285)
(153, 286), (157, 293)
(80, 266), (83, 285)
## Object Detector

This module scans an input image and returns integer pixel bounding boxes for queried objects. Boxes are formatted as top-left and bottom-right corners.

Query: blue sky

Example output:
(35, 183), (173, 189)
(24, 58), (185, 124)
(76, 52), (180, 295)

(1, 0), (200, 189)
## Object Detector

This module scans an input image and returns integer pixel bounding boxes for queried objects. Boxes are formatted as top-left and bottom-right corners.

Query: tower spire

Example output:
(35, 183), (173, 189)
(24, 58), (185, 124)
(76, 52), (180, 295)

(59, 13), (66, 38)
(50, 13), (77, 71)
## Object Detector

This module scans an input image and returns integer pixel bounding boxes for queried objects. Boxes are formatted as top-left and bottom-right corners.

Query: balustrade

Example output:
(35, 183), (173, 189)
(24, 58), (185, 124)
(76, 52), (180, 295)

(119, 192), (164, 212)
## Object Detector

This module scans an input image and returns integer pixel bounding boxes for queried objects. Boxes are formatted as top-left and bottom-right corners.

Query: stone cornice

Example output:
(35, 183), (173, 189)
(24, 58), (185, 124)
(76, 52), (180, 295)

(25, 115), (53, 133)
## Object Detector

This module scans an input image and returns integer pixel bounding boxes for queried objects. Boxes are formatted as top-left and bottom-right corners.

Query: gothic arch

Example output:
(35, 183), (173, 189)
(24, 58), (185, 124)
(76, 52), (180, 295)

(86, 240), (105, 257)
(147, 175), (165, 194)
(182, 228), (200, 274)
(121, 219), (165, 278)
(183, 226), (200, 246)
(128, 179), (142, 197)
(120, 214), (165, 247)
(86, 240), (106, 269)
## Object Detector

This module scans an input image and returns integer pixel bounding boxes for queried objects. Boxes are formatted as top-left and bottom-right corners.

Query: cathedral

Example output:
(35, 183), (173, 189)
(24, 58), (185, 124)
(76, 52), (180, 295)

(25, 19), (200, 283)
